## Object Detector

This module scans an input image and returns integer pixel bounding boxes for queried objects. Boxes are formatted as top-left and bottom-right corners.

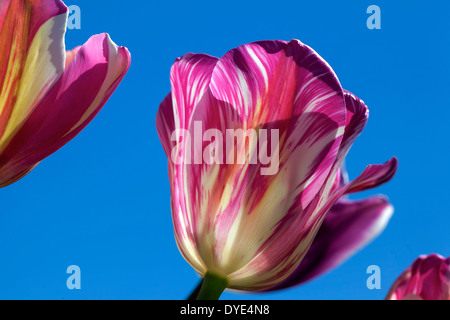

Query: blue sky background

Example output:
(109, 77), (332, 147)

(0, 0), (448, 300)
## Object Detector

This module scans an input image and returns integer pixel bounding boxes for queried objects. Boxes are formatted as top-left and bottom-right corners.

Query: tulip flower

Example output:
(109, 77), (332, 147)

(386, 254), (450, 300)
(0, 0), (130, 187)
(156, 39), (398, 299)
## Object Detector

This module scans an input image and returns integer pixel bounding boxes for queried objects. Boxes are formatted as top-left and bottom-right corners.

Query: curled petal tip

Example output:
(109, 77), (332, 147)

(346, 157), (398, 194)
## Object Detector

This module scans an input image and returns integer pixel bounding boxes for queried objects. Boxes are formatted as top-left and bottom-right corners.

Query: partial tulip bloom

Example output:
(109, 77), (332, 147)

(386, 254), (450, 300)
(0, 0), (130, 187)
(156, 39), (398, 292)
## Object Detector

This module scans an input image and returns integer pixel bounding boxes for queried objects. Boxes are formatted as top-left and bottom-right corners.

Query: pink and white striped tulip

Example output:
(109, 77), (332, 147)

(386, 254), (450, 300)
(0, 0), (130, 187)
(156, 39), (398, 291)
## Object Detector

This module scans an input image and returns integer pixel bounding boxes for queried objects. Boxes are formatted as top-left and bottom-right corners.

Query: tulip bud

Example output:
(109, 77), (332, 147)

(386, 254), (450, 300)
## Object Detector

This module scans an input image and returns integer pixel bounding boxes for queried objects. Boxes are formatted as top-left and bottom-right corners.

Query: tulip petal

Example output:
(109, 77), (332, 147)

(209, 40), (347, 209)
(0, 1), (10, 30)
(339, 91), (369, 159)
(311, 91), (369, 202)
(0, 33), (130, 187)
(318, 157), (398, 215)
(170, 53), (219, 131)
(155, 93), (175, 158)
(0, 1), (67, 44)
(65, 46), (81, 68)
(269, 196), (394, 290)
(210, 40), (345, 124)
(155, 54), (220, 274)
(156, 53), (218, 158)
(0, 1), (68, 148)
(304, 92), (396, 227)
(345, 157), (399, 194)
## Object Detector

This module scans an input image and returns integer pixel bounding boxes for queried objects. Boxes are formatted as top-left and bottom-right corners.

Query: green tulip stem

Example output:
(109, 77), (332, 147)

(195, 272), (228, 300)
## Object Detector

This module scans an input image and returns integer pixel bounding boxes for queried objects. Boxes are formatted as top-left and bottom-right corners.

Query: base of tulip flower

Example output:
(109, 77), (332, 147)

(192, 272), (228, 300)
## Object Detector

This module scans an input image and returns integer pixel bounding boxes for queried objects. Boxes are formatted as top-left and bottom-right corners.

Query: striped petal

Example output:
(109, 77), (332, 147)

(156, 53), (218, 158)
(345, 157), (399, 194)
(329, 94), (397, 197)
(0, 0), (68, 150)
(156, 93), (175, 158)
(0, 33), (130, 187)
(309, 91), (369, 205)
(304, 157), (398, 237)
(156, 53), (220, 274)
(282, 92), (372, 251)
(270, 196), (394, 290)
(339, 91), (369, 160)
(210, 40), (346, 209)
(170, 53), (219, 132)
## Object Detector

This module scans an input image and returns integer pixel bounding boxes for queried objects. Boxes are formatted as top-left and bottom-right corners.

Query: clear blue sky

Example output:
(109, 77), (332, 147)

(0, 0), (448, 300)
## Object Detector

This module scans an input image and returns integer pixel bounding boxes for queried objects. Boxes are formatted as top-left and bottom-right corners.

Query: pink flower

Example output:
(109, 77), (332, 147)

(386, 254), (450, 300)
(156, 39), (397, 291)
(0, 0), (130, 187)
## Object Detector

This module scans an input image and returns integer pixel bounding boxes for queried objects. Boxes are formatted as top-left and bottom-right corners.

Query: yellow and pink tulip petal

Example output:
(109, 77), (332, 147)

(0, 0), (130, 187)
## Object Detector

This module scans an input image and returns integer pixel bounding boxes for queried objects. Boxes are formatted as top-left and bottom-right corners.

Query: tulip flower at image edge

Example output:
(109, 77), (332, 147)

(0, 0), (130, 187)
(386, 254), (450, 300)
